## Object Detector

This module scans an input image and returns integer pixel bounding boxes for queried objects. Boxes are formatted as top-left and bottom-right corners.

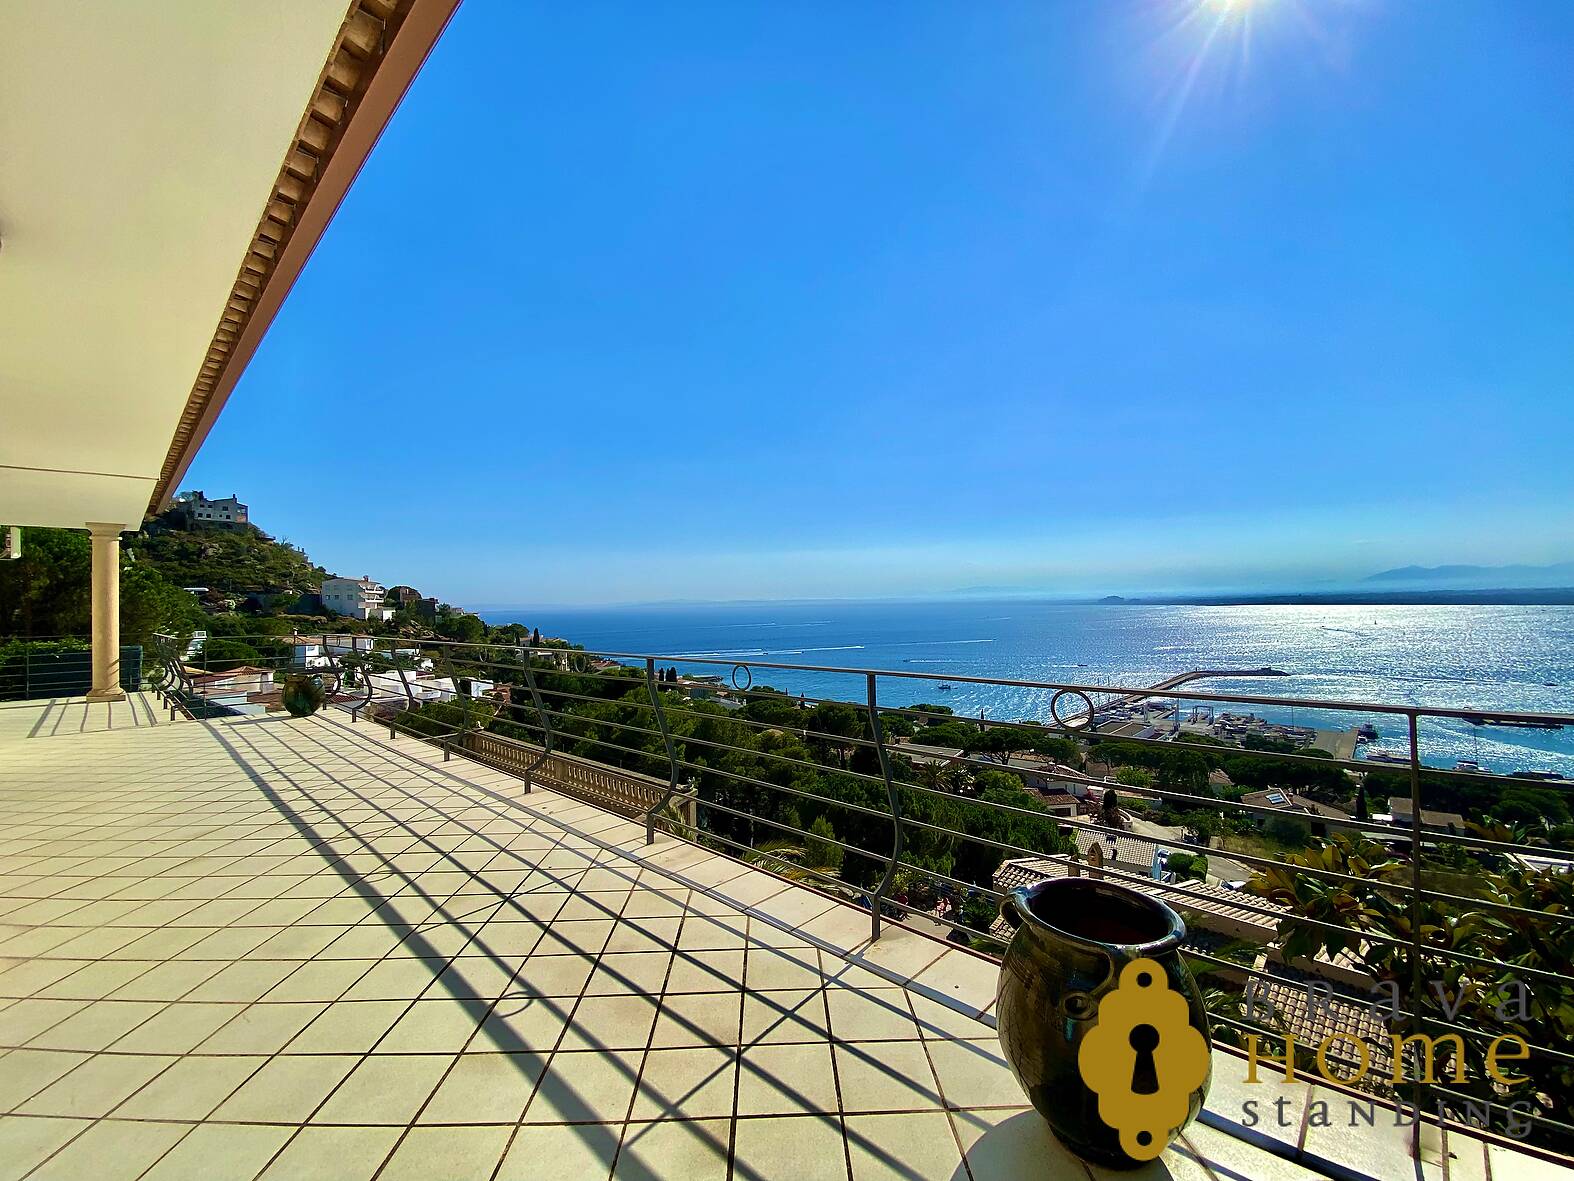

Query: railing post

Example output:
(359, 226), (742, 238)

(1405, 711), (1427, 1154)
(866, 672), (903, 944)
(393, 652), (417, 714)
(643, 657), (681, 845)
(516, 661), (557, 792)
(437, 643), (472, 737)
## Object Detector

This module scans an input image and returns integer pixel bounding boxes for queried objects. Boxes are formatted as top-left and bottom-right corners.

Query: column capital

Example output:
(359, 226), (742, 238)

(85, 522), (126, 539)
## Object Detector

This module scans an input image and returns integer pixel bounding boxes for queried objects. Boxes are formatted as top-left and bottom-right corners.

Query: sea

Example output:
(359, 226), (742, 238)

(481, 601), (1574, 778)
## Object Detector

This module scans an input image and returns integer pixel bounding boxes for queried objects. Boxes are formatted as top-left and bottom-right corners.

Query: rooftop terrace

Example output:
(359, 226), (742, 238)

(0, 698), (1563, 1180)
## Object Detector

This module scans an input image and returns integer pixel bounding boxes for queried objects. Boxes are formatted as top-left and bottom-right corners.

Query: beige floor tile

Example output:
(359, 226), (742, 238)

(419, 1051), (545, 1124)
(1486, 1142), (1574, 1181)
(604, 917), (680, 955)
(555, 892), (627, 921)
(677, 916), (749, 952)
(379, 1125), (514, 1180)
(473, 994), (570, 1054)
(0, 959), (90, 999)
(614, 1118), (730, 1180)
(908, 950), (1001, 1016)
(211, 1054), (360, 1123)
(284, 999), (408, 1053)
(512, 952), (597, 998)
(259, 957), (371, 1002)
(0, 1049), (91, 1111)
(846, 1111), (965, 1180)
(27, 1117), (191, 1181)
(908, 993), (995, 1042)
(621, 889), (688, 920)
(140, 1123), (295, 1181)
(925, 1038), (1024, 1109)
(375, 996), (490, 1052)
(104, 960), (224, 1002)
(246, 923), (357, 959)
(538, 919), (617, 956)
(557, 994), (661, 1052)
(423, 952), (520, 999)
(193, 1001), (329, 1054)
(17, 1053), (176, 1117)
(666, 949), (745, 993)
(26, 1000), (166, 1051)
(583, 951), (674, 997)
(521, 1048), (642, 1124)
(0, 999), (89, 1046)
(338, 956), (444, 1001)
(747, 945), (824, 991)
(743, 990), (831, 1045)
(834, 1041), (945, 1113)
(0, 1114), (91, 1181)
(826, 988), (920, 1042)
(34, 960), (154, 1000)
(632, 1046), (738, 1120)
(311, 1052), (453, 1125)
(114, 1054), (265, 1119)
(651, 991), (742, 1049)
(495, 1121), (620, 1181)
(182, 959), (301, 1003)
(732, 1113), (850, 1181)
(257, 1125), (402, 1181)
(736, 1042), (840, 1117)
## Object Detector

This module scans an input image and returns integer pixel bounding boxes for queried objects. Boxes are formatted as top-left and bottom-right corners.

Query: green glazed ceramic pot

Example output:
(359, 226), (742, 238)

(281, 673), (325, 718)
(995, 877), (1211, 1169)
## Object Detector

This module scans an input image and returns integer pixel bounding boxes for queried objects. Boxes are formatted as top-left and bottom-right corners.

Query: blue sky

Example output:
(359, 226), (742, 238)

(186, 1), (1574, 607)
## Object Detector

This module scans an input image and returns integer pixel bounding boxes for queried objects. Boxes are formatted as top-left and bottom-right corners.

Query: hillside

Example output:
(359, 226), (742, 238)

(133, 523), (327, 598)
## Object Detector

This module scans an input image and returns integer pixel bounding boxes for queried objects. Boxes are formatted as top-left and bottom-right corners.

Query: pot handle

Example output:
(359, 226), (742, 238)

(998, 893), (1021, 930)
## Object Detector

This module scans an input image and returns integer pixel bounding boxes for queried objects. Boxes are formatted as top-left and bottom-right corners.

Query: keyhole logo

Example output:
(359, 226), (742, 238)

(1077, 958), (1210, 1161)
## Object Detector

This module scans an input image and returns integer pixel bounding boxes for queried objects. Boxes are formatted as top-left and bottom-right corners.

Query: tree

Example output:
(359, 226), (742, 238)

(805, 815), (844, 873)
(1115, 766), (1155, 789)
(808, 702), (864, 768)
(1166, 851), (1208, 881)
(435, 608), (486, 644)
(962, 727), (1019, 764)
(1251, 834), (1574, 1146)
(960, 892), (1000, 935)
(201, 638), (263, 671)
(0, 527), (204, 644)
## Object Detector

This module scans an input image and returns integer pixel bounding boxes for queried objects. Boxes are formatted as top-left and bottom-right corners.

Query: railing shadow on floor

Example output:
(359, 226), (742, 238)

(207, 717), (947, 1180)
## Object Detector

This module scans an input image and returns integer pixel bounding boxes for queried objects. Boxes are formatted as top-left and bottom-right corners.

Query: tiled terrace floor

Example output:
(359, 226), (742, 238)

(0, 702), (1565, 1180)
(0, 694), (165, 743)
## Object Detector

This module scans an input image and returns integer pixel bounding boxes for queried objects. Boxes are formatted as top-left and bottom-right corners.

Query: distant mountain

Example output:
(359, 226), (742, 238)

(1365, 561), (1574, 589)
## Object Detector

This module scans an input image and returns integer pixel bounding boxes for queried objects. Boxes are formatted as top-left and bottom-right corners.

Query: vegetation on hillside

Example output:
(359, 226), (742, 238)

(133, 520), (327, 600)
(394, 658), (1074, 939)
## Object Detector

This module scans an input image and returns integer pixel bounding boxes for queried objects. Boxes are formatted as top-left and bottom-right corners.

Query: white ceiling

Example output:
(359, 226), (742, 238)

(0, 1), (349, 530)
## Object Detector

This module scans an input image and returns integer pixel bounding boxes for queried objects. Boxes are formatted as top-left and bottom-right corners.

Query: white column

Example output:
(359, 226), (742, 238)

(85, 523), (125, 702)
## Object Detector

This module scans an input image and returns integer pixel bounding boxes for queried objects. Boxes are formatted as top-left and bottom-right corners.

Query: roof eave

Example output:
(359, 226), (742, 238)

(149, 0), (460, 515)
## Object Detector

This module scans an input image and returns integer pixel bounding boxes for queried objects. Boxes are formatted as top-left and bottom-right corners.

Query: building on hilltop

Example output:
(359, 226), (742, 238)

(388, 585), (439, 623)
(172, 490), (249, 530)
(321, 575), (394, 622)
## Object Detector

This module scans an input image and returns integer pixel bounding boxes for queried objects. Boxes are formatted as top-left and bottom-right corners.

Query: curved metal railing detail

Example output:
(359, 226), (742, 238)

(643, 656), (682, 845)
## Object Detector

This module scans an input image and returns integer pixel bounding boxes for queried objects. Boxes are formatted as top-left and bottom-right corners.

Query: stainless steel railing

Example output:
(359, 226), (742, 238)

(147, 629), (1574, 1154)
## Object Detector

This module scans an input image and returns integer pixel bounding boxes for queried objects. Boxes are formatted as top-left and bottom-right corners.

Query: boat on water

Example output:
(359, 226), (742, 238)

(1454, 759), (1488, 774)
(937, 683), (953, 692)
(1363, 749), (1412, 765)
